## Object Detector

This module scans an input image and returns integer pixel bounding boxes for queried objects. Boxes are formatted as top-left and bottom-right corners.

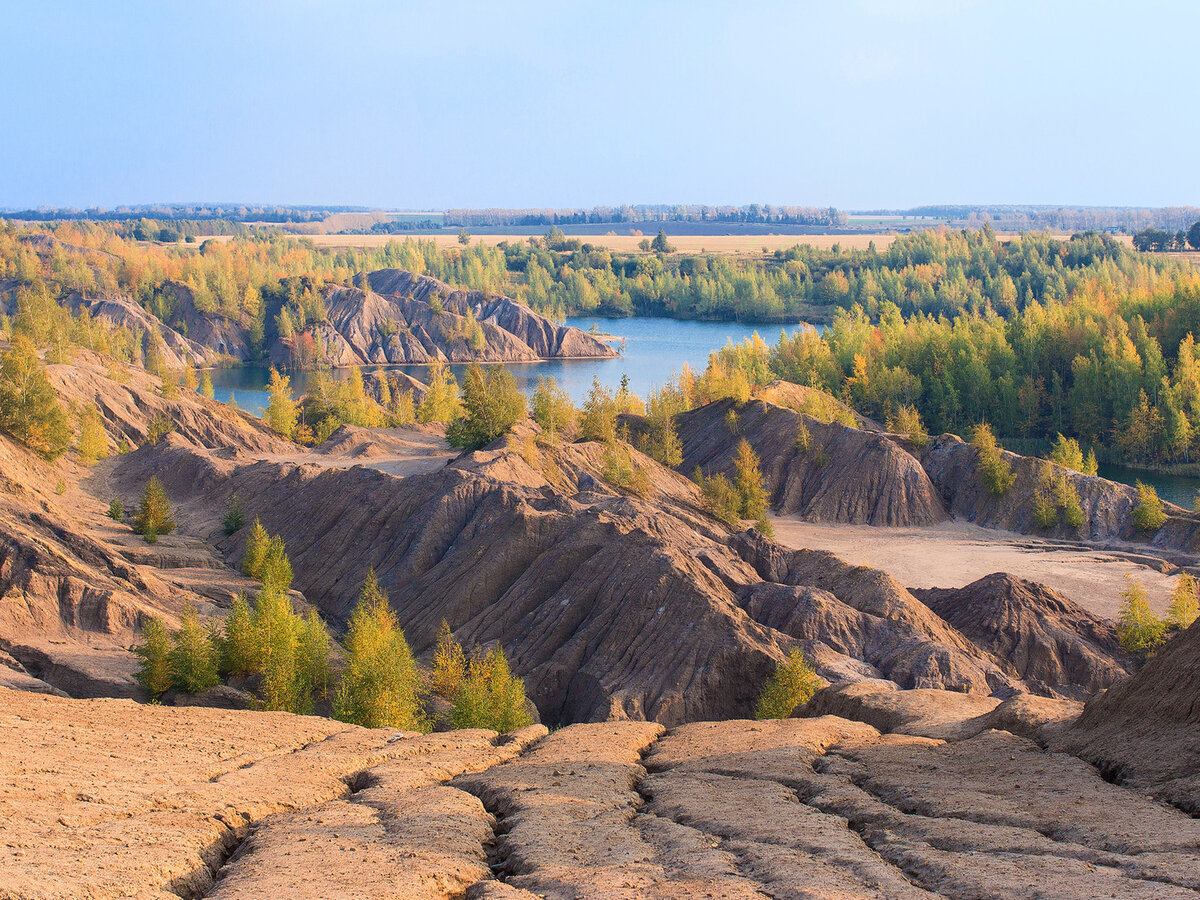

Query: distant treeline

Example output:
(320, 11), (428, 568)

(860, 205), (1200, 234)
(5, 204), (371, 224)
(443, 205), (847, 228)
(1133, 222), (1200, 253)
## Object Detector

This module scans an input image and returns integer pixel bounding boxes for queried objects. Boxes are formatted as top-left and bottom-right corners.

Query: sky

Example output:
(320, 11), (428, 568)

(2, 0), (1198, 211)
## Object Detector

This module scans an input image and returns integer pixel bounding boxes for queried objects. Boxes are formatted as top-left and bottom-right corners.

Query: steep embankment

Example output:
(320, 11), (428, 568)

(913, 573), (1133, 700)
(269, 270), (617, 366)
(670, 393), (1200, 550)
(1056, 620), (1200, 814)
(111, 427), (1053, 724)
(919, 433), (1200, 548)
(674, 397), (948, 526)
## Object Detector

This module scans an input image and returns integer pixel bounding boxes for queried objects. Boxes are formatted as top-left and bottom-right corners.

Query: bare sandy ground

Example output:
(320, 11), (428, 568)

(771, 517), (1182, 619)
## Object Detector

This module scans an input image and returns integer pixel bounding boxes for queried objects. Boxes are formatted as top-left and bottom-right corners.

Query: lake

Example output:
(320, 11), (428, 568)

(207, 316), (814, 414)
(1097, 463), (1199, 510)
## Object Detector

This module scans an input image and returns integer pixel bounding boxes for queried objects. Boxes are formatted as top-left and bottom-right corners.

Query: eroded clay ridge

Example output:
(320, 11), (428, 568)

(3, 686), (1198, 900)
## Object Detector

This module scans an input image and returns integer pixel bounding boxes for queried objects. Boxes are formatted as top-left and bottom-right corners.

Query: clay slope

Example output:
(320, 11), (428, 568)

(673, 397), (948, 526)
(47, 350), (291, 454)
(64, 292), (218, 368)
(1056, 620), (1200, 814)
(112, 430), (1034, 724)
(920, 433), (1200, 549)
(913, 573), (1133, 700)
(270, 270), (617, 365)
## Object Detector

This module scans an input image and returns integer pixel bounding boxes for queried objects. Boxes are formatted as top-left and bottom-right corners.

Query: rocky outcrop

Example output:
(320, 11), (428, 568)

(1056, 619), (1200, 814)
(674, 397), (948, 526)
(913, 572), (1133, 700)
(269, 271), (617, 366)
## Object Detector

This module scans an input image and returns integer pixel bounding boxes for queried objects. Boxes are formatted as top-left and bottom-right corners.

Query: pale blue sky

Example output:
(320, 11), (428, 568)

(2, 0), (1196, 210)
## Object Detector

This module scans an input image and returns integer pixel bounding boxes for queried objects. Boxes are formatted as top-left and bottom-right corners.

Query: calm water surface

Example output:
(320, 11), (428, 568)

(1096, 464), (1200, 509)
(207, 317), (813, 414)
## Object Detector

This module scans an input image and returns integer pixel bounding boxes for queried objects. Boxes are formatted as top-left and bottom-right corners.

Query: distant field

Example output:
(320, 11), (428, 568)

(289, 232), (900, 254)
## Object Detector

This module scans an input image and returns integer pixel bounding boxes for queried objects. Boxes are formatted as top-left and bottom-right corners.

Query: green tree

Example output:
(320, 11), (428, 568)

(0, 335), (71, 460)
(887, 404), (928, 448)
(430, 620), (466, 699)
(1166, 573), (1199, 631)
(260, 534), (293, 593)
(295, 609), (331, 712)
(222, 493), (245, 535)
(972, 423), (1015, 496)
(76, 406), (108, 464)
(531, 375), (575, 442)
(447, 363), (526, 450)
(334, 570), (426, 731)
(242, 518), (270, 579)
(219, 594), (260, 678)
(1132, 481), (1167, 532)
(650, 229), (674, 253)
(416, 361), (460, 424)
(133, 476), (175, 543)
(252, 582), (301, 712)
(169, 606), (220, 694)
(134, 617), (173, 698)
(1187, 221), (1200, 251)
(107, 497), (124, 520)
(451, 646), (532, 732)
(458, 228), (471, 246)
(755, 647), (822, 719)
(264, 367), (297, 439)
(200, 371), (215, 401)
(579, 377), (617, 443)
(1116, 576), (1166, 655)
(1048, 433), (1086, 472)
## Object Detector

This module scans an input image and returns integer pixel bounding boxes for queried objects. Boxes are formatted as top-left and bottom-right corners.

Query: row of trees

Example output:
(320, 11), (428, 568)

(136, 520), (533, 732)
(1132, 222), (1200, 252)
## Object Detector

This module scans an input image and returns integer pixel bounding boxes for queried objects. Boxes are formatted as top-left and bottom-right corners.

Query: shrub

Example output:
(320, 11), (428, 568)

(134, 617), (173, 698)
(200, 371), (215, 401)
(601, 443), (652, 497)
(447, 363), (526, 451)
(107, 497), (124, 521)
(222, 493), (245, 535)
(169, 606), (220, 694)
(755, 647), (822, 719)
(531, 375), (575, 442)
(334, 570), (426, 731)
(795, 419), (812, 453)
(431, 620), (466, 698)
(734, 439), (770, 521)
(887, 404), (928, 448)
(145, 413), (174, 446)
(1166, 573), (1199, 631)
(133, 476), (175, 543)
(0, 335), (71, 460)
(1055, 475), (1086, 528)
(724, 408), (740, 434)
(1132, 481), (1167, 532)
(972, 423), (1015, 496)
(697, 470), (742, 527)
(636, 413), (683, 467)
(451, 646), (532, 733)
(76, 407), (108, 464)
(1116, 576), (1167, 656)
(55, 478), (66, 495)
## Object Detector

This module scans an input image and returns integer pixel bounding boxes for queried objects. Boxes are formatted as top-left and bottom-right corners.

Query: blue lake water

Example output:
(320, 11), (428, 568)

(1096, 464), (1199, 509)
(207, 317), (815, 415)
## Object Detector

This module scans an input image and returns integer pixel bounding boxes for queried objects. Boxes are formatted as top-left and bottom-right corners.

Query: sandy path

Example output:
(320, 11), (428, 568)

(770, 517), (1184, 619)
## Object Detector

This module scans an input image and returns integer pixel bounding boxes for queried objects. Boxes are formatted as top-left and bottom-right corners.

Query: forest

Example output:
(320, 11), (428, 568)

(3, 217), (1200, 468)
